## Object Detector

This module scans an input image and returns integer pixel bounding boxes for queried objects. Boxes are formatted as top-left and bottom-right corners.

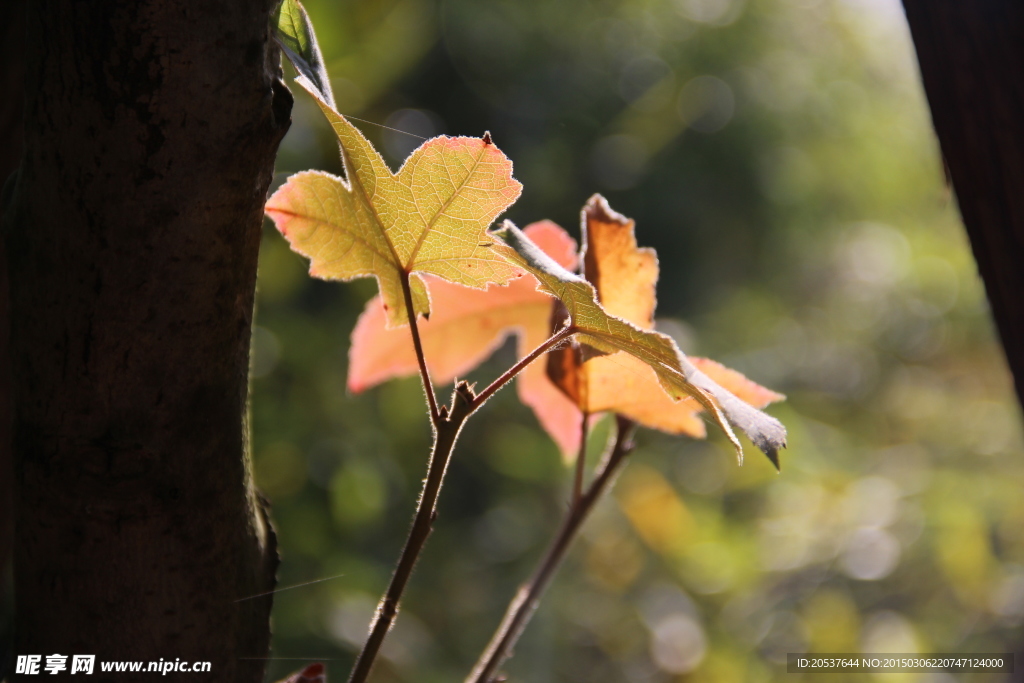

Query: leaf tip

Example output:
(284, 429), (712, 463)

(491, 218), (514, 239)
(482, 131), (493, 145)
(758, 434), (786, 471)
(583, 193), (631, 227)
(750, 429), (786, 471)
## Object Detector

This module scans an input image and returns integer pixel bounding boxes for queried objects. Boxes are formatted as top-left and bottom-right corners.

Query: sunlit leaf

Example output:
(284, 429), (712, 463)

(547, 196), (784, 461)
(348, 195), (786, 464)
(493, 211), (787, 466)
(265, 76), (523, 327)
(348, 221), (581, 449)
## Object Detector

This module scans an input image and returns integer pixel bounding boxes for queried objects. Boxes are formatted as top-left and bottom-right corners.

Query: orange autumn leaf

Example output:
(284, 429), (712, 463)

(545, 196), (784, 450)
(348, 221), (581, 446)
(492, 199), (786, 466)
(350, 195), (784, 465)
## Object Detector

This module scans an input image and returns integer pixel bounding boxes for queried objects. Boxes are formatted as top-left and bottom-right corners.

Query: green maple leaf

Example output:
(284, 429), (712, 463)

(493, 221), (788, 467)
(266, 77), (524, 327)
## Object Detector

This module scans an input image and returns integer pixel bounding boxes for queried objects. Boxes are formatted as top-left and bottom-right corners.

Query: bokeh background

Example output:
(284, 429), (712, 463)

(252, 0), (1024, 681)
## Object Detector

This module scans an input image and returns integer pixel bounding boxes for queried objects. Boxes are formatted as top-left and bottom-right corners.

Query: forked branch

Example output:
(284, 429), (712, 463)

(347, 322), (581, 683)
(347, 383), (474, 683)
(470, 325), (574, 409)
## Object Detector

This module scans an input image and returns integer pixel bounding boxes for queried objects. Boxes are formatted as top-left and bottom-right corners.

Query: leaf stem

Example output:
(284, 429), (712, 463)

(465, 416), (638, 683)
(470, 325), (574, 410)
(571, 411), (589, 507)
(400, 270), (440, 425)
(347, 383), (476, 683)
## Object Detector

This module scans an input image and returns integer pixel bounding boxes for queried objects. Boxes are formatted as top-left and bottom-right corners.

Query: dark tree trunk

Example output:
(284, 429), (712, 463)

(901, 1), (1024, 405)
(0, 0), (26, 671)
(3, 1), (291, 680)
(901, 4), (1024, 678)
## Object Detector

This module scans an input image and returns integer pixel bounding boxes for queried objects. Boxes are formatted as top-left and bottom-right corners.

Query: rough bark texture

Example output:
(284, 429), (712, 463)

(4, 1), (291, 680)
(902, 2), (1024, 405)
(1, 0), (26, 671)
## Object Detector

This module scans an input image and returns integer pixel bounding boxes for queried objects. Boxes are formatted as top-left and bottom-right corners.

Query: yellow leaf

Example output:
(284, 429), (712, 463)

(266, 76), (524, 327)
(347, 221), (584, 454)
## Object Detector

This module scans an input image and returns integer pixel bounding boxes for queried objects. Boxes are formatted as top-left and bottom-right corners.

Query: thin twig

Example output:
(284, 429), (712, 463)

(471, 326), (574, 410)
(466, 416), (638, 683)
(400, 270), (440, 425)
(347, 314), (574, 682)
(347, 383), (476, 683)
(571, 411), (589, 506)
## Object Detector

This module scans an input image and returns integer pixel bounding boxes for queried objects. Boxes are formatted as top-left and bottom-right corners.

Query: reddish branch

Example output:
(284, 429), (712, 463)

(347, 317), (578, 683)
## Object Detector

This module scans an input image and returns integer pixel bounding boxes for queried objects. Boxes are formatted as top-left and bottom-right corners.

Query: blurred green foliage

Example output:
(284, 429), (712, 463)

(254, 0), (1024, 681)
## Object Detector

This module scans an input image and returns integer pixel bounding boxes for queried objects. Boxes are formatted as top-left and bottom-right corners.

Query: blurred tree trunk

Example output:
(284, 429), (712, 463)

(902, 2), (1024, 404)
(901, 3), (1024, 678)
(3, 1), (291, 680)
